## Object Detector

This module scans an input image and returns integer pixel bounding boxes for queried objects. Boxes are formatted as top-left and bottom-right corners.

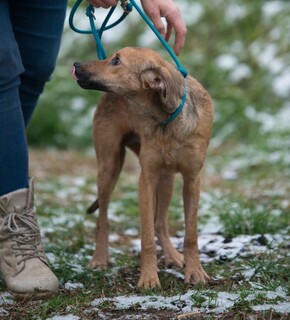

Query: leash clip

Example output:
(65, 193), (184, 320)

(86, 5), (96, 20)
(120, 0), (133, 13)
(91, 11), (96, 20)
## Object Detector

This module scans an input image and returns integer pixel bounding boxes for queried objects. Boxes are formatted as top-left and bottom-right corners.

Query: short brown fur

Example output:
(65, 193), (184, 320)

(73, 47), (214, 288)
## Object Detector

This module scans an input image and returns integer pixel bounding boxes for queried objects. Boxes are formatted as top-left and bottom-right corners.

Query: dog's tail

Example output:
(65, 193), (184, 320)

(87, 198), (99, 214)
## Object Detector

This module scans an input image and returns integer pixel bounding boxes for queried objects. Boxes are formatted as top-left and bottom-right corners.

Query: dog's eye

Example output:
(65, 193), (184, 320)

(111, 56), (121, 66)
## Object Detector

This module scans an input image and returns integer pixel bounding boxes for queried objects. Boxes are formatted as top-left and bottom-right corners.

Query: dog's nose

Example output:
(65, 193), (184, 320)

(73, 61), (82, 69)
(72, 62), (82, 81)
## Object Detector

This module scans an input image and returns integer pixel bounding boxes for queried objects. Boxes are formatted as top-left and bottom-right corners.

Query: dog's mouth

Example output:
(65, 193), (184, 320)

(71, 64), (109, 91)
(77, 79), (109, 91)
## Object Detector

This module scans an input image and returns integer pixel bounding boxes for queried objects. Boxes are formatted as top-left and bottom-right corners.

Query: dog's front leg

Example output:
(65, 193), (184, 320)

(155, 174), (184, 268)
(138, 170), (160, 288)
(183, 175), (209, 285)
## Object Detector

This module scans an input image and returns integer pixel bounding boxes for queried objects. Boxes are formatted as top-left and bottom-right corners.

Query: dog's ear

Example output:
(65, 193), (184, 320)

(140, 67), (166, 97)
(140, 65), (183, 113)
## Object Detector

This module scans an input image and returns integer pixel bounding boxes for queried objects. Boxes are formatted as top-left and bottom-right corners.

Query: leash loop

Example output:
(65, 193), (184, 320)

(69, 0), (132, 60)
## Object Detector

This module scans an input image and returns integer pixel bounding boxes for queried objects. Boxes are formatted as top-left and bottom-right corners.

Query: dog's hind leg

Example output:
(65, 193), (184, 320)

(182, 175), (209, 284)
(155, 174), (184, 268)
(88, 140), (126, 269)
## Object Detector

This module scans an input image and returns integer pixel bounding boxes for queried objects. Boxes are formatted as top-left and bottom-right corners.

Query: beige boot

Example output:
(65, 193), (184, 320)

(0, 178), (58, 299)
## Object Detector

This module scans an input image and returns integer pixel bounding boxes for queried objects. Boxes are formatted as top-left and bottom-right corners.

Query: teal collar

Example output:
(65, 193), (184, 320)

(159, 82), (187, 127)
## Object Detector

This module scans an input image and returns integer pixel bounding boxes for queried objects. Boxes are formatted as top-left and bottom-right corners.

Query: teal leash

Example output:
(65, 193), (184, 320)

(69, 0), (188, 126)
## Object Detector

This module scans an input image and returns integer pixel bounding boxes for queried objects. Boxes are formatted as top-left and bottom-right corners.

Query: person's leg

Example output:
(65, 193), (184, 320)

(9, 0), (68, 125)
(0, 0), (67, 196)
(0, 0), (28, 196)
(0, 0), (67, 298)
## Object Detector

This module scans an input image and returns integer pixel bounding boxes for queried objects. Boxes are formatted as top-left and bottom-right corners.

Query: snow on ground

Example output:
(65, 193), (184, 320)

(1, 230), (289, 318)
(46, 315), (80, 320)
(90, 287), (290, 315)
(131, 233), (290, 264)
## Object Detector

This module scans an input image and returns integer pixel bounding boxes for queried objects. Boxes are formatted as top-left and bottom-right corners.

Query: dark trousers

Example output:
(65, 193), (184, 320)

(0, 0), (67, 195)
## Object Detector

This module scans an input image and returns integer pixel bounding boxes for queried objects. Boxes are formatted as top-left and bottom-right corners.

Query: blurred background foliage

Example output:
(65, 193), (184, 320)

(27, 0), (290, 149)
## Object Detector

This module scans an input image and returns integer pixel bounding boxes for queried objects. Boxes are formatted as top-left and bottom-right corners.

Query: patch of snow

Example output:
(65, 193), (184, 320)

(176, 1), (204, 25)
(249, 42), (284, 74)
(266, 286), (288, 300)
(46, 315), (80, 320)
(262, 1), (286, 18)
(225, 3), (247, 22)
(71, 97), (87, 112)
(46, 252), (57, 264)
(109, 233), (121, 242)
(91, 290), (242, 315)
(245, 103), (290, 133)
(211, 292), (239, 313)
(273, 69), (290, 98)
(91, 286), (290, 315)
(221, 168), (239, 181)
(0, 292), (13, 318)
(253, 302), (290, 314)
(164, 268), (184, 280)
(246, 286), (288, 303)
(241, 267), (256, 281)
(229, 64), (252, 82)
(215, 54), (238, 70)
(0, 308), (8, 317)
(124, 228), (139, 237)
(200, 215), (223, 235)
(64, 281), (84, 291)
(0, 292), (13, 306)
(131, 233), (290, 264)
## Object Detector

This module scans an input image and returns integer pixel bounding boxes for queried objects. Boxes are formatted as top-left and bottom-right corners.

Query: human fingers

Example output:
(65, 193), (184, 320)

(141, 0), (187, 55)
(165, 22), (173, 42)
(87, 0), (117, 8)
(141, 0), (166, 39)
(165, 10), (187, 55)
(173, 21), (187, 56)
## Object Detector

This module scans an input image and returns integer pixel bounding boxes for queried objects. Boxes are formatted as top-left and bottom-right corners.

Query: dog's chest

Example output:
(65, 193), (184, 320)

(159, 145), (178, 168)
(154, 139), (190, 171)
(142, 127), (199, 173)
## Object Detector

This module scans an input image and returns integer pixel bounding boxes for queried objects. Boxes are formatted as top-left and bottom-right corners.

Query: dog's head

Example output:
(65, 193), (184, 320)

(72, 47), (185, 113)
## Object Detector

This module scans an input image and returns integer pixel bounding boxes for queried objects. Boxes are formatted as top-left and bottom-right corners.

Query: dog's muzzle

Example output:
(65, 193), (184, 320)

(72, 62), (109, 91)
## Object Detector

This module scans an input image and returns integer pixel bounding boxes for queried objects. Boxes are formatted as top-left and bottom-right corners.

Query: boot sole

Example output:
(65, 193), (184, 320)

(11, 289), (57, 300)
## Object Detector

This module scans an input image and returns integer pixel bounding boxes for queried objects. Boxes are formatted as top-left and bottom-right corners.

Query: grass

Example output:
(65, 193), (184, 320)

(1, 138), (289, 319)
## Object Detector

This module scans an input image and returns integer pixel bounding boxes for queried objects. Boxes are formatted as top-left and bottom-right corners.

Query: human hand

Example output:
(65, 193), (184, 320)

(87, 0), (186, 55)
(141, 0), (187, 55)
(87, 0), (117, 8)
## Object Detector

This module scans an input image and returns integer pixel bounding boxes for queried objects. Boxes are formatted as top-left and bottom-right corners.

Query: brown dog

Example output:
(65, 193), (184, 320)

(72, 47), (214, 288)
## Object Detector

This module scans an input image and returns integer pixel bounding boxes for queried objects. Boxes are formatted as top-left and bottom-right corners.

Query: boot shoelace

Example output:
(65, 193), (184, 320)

(0, 211), (47, 264)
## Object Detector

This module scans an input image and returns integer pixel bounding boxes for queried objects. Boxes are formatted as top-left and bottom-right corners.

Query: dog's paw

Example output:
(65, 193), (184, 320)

(184, 265), (210, 285)
(165, 251), (184, 268)
(137, 272), (161, 289)
(87, 258), (108, 269)
(87, 249), (109, 269)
